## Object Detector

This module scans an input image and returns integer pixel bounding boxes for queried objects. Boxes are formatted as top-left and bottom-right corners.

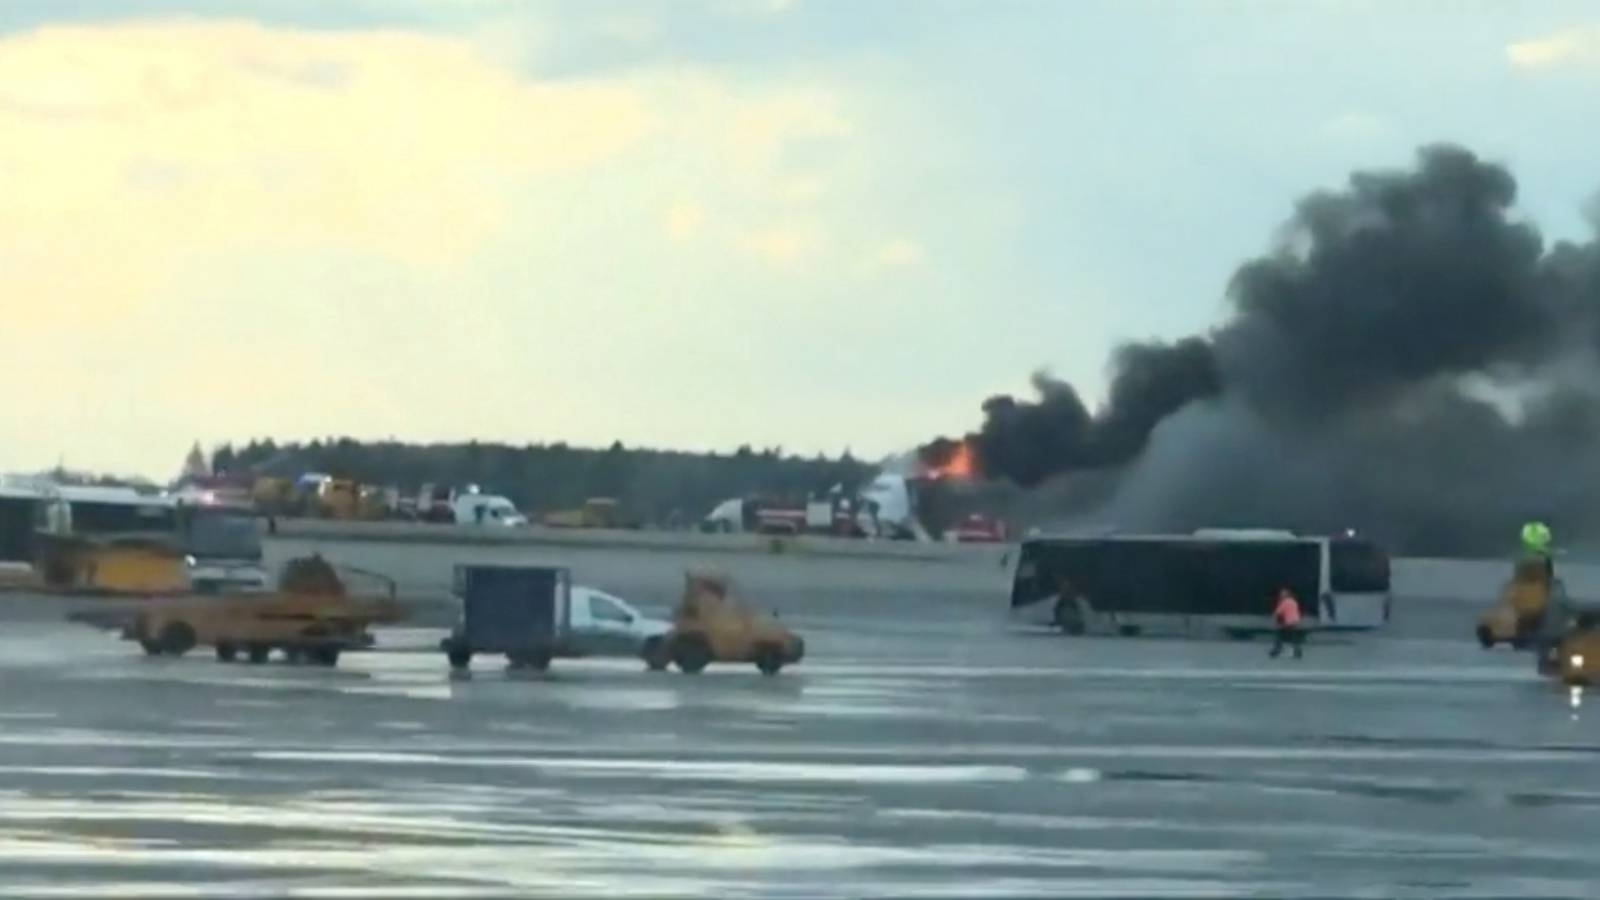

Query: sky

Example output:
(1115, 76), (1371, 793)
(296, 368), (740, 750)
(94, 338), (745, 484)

(5, 0), (1600, 478)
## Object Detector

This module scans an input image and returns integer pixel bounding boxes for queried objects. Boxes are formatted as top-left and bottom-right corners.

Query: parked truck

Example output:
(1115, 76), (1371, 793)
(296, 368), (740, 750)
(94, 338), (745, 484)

(440, 565), (669, 673)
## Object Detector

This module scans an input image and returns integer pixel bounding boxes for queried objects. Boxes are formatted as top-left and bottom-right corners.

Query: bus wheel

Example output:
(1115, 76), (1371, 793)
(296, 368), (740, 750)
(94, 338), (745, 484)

(1475, 625), (1495, 650)
(1052, 600), (1085, 635)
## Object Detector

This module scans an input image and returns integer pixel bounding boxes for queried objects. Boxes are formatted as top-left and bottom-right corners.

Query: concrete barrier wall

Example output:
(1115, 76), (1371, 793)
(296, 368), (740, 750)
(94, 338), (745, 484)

(270, 519), (1006, 566)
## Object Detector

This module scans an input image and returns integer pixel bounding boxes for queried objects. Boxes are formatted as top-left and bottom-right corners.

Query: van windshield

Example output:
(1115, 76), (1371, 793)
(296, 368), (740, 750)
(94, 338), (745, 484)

(1331, 540), (1390, 593)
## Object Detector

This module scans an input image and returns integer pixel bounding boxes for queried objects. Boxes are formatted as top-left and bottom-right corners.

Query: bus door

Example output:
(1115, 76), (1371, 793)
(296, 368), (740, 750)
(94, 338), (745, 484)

(1323, 539), (1391, 629)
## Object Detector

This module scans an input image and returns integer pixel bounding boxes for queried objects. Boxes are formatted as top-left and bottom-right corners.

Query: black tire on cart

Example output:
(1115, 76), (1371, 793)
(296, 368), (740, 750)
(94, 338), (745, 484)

(754, 644), (784, 676)
(215, 642), (238, 662)
(159, 621), (197, 657)
(506, 651), (551, 672)
(247, 643), (271, 664)
(672, 635), (712, 675)
(447, 647), (472, 671)
(1475, 624), (1495, 650)
(139, 638), (163, 657)
(308, 647), (340, 667)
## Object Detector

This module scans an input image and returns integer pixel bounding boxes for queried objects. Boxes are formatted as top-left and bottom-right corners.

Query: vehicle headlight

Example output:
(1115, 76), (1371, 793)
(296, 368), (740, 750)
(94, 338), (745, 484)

(1572, 654), (1586, 669)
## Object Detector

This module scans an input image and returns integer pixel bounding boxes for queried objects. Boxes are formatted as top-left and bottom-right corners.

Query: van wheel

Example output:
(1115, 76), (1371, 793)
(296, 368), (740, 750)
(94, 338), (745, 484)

(754, 645), (784, 676)
(1475, 625), (1495, 649)
(672, 635), (711, 674)
(159, 622), (196, 657)
(642, 637), (670, 672)
(247, 643), (271, 664)
(215, 642), (238, 662)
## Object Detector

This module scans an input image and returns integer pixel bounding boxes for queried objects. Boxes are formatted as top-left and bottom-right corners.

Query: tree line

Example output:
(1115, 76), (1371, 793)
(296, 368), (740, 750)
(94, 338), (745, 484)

(212, 438), (877, 525)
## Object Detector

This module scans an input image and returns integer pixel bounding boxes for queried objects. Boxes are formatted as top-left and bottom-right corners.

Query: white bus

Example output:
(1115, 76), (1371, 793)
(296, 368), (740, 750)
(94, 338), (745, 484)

(1009, 528), (1392, 637)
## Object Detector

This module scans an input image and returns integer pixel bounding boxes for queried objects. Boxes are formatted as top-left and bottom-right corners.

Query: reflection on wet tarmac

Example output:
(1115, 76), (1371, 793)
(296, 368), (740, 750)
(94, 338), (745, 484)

(0, 602), (1597, 898)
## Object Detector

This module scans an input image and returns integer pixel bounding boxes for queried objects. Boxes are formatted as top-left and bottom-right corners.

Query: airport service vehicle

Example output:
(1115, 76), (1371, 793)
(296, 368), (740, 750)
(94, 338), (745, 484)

(658, 572), (806, 675)
(452, 493), (528, 527)
(1477, 557), (1567, 649)
(127, 555), (404, 666)
(541, 497), (639, 529)
(23, 486), (268, 594)
(441, 565), (669, 672)
(944, 513), (1008, 543)
(1010, 529), (1392, 638)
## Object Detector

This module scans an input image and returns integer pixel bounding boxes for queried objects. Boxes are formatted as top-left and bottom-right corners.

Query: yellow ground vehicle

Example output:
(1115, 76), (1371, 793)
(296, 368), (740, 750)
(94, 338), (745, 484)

(128, 555), (404, 666)
(1476, 557), (1561, 649)
(541, 498), (635, 529)
(1537, 608), (1600, 684)
(656, 571), (805, 675)
(252, 477), (296, 517)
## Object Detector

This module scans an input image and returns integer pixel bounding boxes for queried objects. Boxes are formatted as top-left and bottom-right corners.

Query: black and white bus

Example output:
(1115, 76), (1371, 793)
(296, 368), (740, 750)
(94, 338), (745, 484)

(1010, 528), (1392, 637)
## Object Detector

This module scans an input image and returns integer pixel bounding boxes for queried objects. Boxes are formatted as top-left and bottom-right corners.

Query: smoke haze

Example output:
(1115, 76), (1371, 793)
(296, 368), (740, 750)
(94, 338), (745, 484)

(936, 145), (1600, 555)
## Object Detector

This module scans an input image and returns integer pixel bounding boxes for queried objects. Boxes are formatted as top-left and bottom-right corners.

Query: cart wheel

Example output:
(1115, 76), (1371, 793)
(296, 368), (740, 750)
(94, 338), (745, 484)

(247, 643), (271, 664)
(159, 622), (196, 657)
(215, 642), (238, 662)
(448, 648), (472, 671)
(672, 635), (711, 674)
(754, 644), (784, 676)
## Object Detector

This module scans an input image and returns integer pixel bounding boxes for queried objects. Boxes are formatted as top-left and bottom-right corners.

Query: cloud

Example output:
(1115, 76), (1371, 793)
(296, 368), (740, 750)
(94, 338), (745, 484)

(740, 223), (823, 264)
(0, 17), (896, 474)
(1318, 111), (1386, 142)
(719, 0), (799, 16)
(867, 238), (925, 269)
(664, 202), (706, 241)
(1507, 26), (1600, 69)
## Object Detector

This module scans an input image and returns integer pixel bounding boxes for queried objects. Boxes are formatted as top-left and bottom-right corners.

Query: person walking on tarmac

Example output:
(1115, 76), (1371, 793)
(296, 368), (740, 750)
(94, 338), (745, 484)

(1269, 587), (1304, 659)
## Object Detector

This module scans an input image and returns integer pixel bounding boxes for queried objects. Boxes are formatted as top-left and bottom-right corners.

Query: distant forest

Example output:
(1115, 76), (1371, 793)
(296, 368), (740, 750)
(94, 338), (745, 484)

(211, 439), (879, 524)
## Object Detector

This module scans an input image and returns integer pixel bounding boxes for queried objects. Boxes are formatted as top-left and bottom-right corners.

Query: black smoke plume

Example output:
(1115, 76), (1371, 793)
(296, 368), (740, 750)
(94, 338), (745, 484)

(931, 145), (1600, 554)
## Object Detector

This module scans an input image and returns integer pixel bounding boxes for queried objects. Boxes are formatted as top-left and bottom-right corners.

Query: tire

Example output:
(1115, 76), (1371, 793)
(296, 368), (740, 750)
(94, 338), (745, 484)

(139, 638), (163, 657)
(447, 647), (472, 671)
(1052, 600), (1086, 636)
(1117, 624), (1142, 638)
(641, 637), (670, 672)
(283, 648), (304, 665)
(308, 647), (340, 667)
(1475, 624), (1495, 650)
(215, 642), (238, 663)
(672, 635), (712, 674)
(754, 644), (784, 676)
(507, 651), (551, 672)
(247, 643), (271, 664)
(159, 621), (196, 657)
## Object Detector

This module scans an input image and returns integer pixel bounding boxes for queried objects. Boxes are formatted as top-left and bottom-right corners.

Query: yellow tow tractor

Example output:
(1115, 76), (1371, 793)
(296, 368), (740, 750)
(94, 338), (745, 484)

(656, 571), (805, 675)
(1476, 556), (1564, 649)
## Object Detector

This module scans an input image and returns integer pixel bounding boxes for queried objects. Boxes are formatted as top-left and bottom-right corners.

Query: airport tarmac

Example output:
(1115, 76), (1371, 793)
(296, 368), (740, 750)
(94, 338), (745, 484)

(1, 542), (1598, 897)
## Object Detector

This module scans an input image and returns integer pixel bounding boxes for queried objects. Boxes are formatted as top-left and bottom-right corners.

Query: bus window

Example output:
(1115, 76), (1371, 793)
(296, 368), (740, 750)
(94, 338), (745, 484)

(1330, 540), (1389, 593)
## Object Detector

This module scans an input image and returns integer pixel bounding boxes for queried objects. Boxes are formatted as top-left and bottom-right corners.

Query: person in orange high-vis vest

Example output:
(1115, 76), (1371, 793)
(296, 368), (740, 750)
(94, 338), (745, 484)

(1269, 587), (1304, 659)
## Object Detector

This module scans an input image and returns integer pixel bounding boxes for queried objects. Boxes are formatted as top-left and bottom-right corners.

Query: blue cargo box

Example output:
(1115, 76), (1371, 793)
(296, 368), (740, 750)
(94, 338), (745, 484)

(454, 564), (570, 654)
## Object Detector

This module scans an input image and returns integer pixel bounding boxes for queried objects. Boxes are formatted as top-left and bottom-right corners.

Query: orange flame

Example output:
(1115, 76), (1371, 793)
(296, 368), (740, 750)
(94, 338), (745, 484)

(927, 441), (976, 480)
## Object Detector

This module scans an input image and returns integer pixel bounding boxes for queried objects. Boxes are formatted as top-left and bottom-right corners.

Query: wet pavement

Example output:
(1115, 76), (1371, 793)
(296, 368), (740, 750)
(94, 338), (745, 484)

(0, 550), (1598, 897)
